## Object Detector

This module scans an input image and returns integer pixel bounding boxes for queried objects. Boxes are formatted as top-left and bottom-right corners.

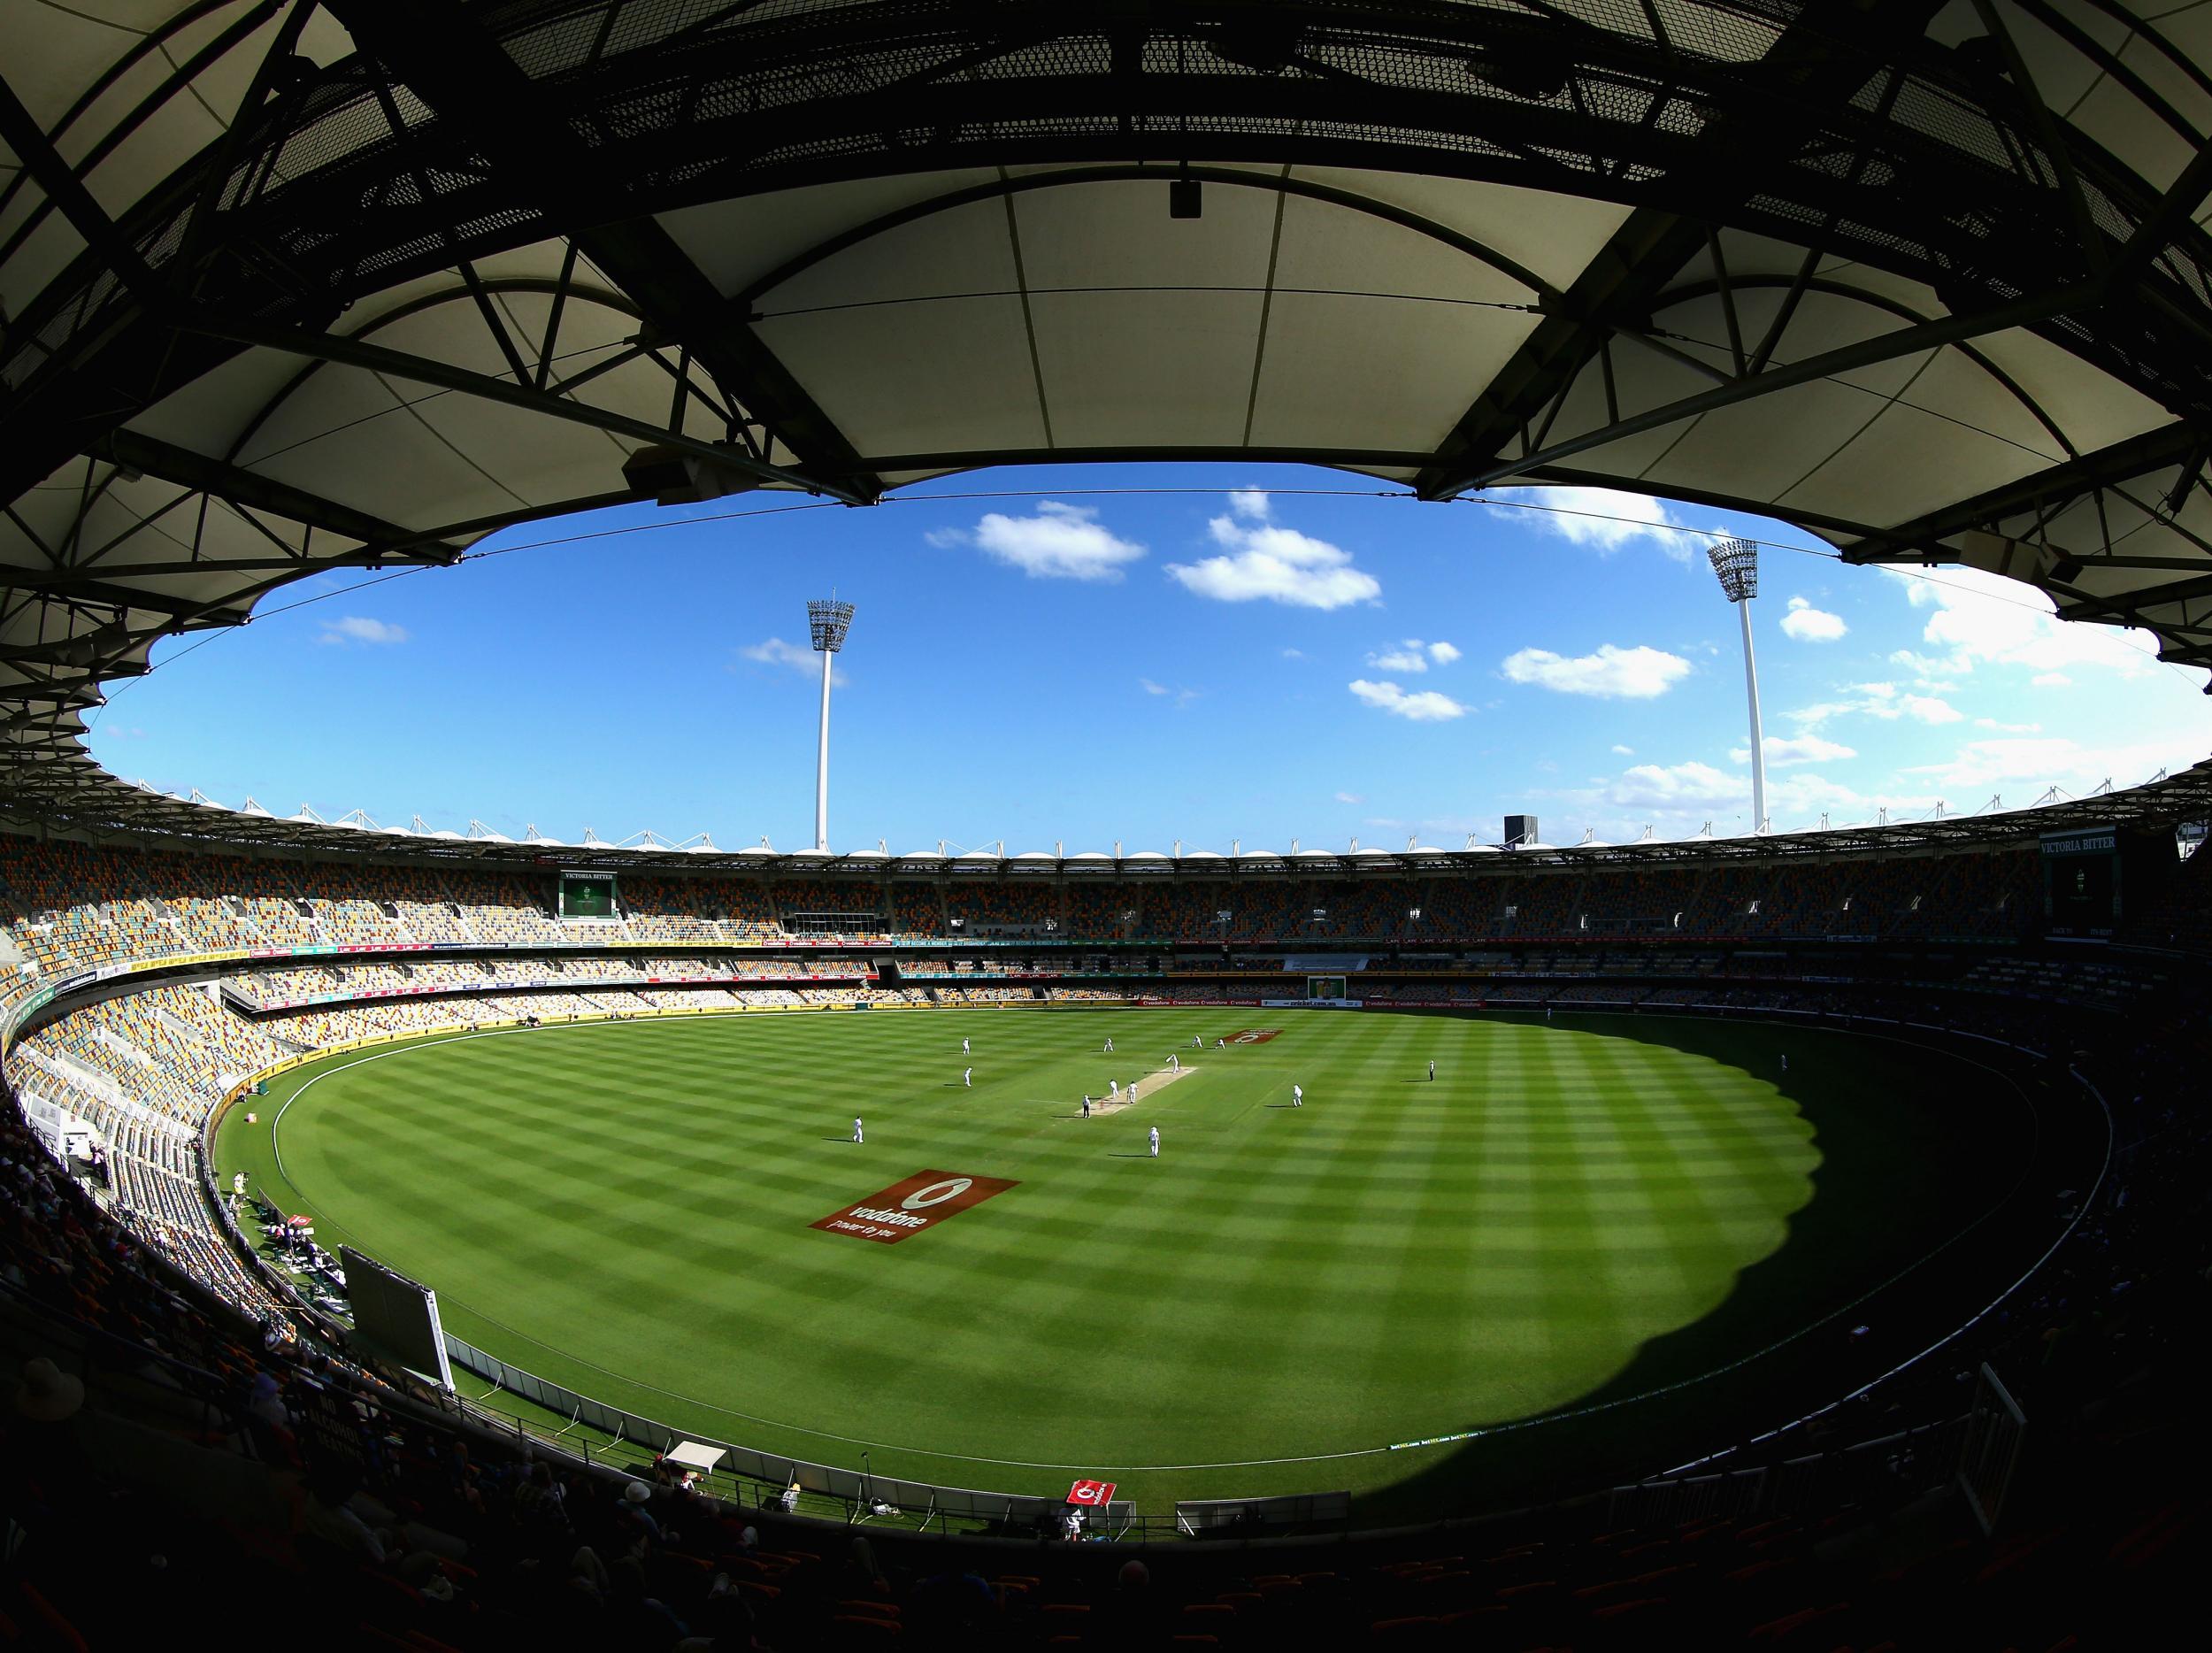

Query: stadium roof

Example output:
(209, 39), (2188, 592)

(5, 2), (2212, 831)
(9, 753), (2209, 876)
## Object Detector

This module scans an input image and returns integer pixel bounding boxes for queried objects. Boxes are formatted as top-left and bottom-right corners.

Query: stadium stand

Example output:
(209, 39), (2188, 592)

(0, 951), (2204, 1647)
(12, 0), (2212, 1635)
(3, 806), (2208, 1647)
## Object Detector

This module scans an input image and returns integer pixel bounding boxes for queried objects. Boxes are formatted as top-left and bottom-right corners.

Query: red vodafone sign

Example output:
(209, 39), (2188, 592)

(1067, 1479), (1117, 1507)
(811, 1169), (1018, 1245)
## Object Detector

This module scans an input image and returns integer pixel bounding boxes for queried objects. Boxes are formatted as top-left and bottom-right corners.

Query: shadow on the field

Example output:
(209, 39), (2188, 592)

(1106, 1151), (1154, 1158)
(1345, 1011), (2065, 1529)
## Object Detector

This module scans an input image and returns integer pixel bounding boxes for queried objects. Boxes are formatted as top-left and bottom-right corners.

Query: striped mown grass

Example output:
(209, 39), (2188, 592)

(217, 1005), (2009, 1511)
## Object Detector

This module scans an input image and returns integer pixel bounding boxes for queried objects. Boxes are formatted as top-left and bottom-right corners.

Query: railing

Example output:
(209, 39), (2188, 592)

(442, 1330), (1165, 1538)
(1604, 1415), (1971, 1530)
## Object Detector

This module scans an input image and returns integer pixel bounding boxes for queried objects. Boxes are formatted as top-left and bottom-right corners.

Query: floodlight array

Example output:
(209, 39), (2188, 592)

(1709, 538), (1759, 604)
(809, 598), (856, 652)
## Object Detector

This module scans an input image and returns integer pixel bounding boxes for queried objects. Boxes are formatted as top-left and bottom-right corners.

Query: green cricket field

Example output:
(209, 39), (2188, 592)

(214, 1004), (2034, 1516)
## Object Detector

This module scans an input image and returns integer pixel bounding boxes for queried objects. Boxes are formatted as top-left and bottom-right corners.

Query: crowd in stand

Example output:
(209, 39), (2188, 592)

(0, 837), (2071, 1014)
(1063, 884), (1136, 937)
(0, 820), (2205, 1639)
(0, 942), (2203, 1643)
(947, 883), (1057, 934)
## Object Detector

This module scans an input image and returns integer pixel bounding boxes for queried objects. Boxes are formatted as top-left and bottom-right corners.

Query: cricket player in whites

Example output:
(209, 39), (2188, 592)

(1148, 1124), (1160, 1157)
(853, 1117), (864, 1144)
(964, 1066), (973, 1088)
(1104, 1034), (1115, 1055)
(962, 1036), (971, 1056)
(1292, 1083), (1303, 1108)
(1428, 1060), (1435, 1081)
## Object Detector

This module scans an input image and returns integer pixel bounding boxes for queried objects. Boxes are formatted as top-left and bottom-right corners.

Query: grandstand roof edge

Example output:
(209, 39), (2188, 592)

(3, 760), (2205, 877)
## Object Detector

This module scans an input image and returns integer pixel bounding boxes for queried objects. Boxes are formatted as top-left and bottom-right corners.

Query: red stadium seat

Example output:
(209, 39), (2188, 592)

(1746, 1602), (1851, 1642)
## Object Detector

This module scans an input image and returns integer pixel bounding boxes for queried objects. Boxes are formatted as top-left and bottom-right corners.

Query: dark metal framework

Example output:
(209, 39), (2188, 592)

(6, 1), (2212, 829)
(5, 757), (2205, 888)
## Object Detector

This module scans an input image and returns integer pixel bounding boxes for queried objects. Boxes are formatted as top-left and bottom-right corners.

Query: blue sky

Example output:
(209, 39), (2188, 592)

(93, 464), (2212, 851)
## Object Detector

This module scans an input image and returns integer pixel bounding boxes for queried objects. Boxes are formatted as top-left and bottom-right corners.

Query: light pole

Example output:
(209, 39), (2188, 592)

(1708, 539), (1767, 834)
(808, 598), (855, 852)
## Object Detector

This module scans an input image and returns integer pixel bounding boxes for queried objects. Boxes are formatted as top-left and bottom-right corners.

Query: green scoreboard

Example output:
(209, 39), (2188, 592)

(559, 873), (618, 919)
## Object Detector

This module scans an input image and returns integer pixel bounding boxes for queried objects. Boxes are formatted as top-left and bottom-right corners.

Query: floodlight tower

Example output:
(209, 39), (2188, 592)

(1708, 538), (1767, 834)
(807, 598), (855, 852)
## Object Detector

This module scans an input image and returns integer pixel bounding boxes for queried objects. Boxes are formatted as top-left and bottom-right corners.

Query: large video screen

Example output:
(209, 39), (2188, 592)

(340, 1246), (453, 1389)
(560, 873), (617, 918)
(2042, 829), (2120, 932)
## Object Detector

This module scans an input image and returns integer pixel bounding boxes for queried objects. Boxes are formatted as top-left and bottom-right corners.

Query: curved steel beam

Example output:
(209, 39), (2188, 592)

(0, 0), (276, 257)
(181, 314), (862, 504)
(734, 165), (1563, 311)
(1440, 283), (2097, 495)
(222, 276), (643, 466)
(1647, 273), (2080, 460)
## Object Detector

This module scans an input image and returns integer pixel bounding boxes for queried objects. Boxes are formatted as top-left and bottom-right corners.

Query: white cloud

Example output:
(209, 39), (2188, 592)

(1348, 679), (1469, 721)
(1540, 727), (2199, 838)
(2030, 672), (2072, 688)
(1609, 760), (1742, 808)
(1901, 694), (1962, 724)
(1729, 734), (1857, 766)
(1883, 565), (2159, 677)
(1228, 488), (1271, 521)
(1975, 718), (2040, 734)
(1280, 648), (1307, 660)
(1593, 761), (1938, 841)
(317, 615), (409, 646)
(1778, 596), (1847, 642)
(1576, 762), (1941, 839)
(1902, 734), (2203, 796)
(739, 636), (847, 685)
(1501, 643), (1694, 699)
(1610, 743), (1634, 756)
(1169, 513), (1381, 609)
(1790, 681), (1958, 727)
(1334, 790), (1363, 803)
(1889, 649), (1967, 677)
(1367, 638), (1462, 673)
(1140, 678), (1170, 696)
(949, 501), (1145, 580)
(1485, 486), (1694, 562)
